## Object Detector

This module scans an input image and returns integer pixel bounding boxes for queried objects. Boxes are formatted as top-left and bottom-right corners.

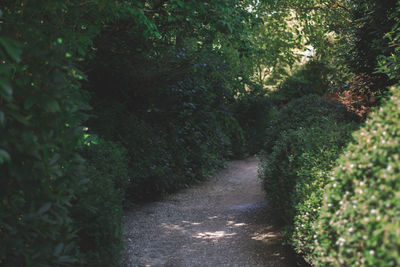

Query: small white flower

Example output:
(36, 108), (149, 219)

(336, 237), (346, 246)
(370, 250), (374, 255)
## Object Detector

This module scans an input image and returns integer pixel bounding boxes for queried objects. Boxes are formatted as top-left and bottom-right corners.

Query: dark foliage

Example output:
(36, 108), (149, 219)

(270, 61), (331, 105)
(347, 0), (398, 74)
(71, 139), (129, 267)
(262, 95), (357, 154)
(259, 95), (359, 264)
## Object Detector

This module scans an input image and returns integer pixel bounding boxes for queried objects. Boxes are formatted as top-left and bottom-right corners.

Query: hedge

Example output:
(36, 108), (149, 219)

(314, 85), (400, 266)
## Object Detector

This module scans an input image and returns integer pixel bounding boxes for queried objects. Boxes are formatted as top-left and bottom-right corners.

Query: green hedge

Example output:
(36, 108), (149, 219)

(269, 61), (331, 105)
(234, 93), (276, 154)
(0, 1), (150, 265)
(262, 94), (356, 154)
(314, 85), (400, 266)
(72, 139), (129, 267)
(259, 95), (358, 264)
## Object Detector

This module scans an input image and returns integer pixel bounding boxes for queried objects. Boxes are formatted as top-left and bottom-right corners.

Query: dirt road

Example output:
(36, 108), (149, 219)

(123, 157), (298, 267)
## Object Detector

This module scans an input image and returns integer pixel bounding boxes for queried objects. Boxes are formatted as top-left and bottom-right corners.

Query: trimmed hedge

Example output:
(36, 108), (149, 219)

(314, 85), (400, 266)
(262, 94), (356, 154)
(259, 95), (358, 264)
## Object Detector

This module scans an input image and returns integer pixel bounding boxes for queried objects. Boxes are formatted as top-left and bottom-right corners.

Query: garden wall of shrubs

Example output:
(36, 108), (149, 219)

(0, 1), (263, 266)
(259, 2), (400, 265)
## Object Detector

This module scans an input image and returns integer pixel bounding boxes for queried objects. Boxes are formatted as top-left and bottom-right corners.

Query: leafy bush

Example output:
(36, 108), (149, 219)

(262, 95), (357, 154)
(71, 138), (129, 267)
(0, 2), (152, 265)
(270, 61), (331, 105)
(377, 1), (400, 82)
(314, 85), (400, 266)
(0, 2), (93, 265)
(234, 92), (276, 154)
(326, 74), (390, 119)
(83, 12), (250, 200)
(259, 94), (358, 264)
(88, 103), (239, 201)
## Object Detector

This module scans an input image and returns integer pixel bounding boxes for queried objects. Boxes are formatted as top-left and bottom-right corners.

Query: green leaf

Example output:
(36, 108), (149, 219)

(0, 76), (13, 101)
(176, 0), (184, 8)
(0, 37), (23, 63)
(49, 153), (60, 165)
(54, 243), (64, 256)
(0, 111), (4, 125)
(45, 99), (61, 112)
(0, 149), (10, 163)
(38, 202), (52, 215)
(9, 111), (31, 125)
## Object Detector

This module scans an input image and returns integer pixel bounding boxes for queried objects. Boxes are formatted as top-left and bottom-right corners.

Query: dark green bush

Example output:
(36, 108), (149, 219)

(88, 104), (237, 201)
(71, 138), (129, 267)
(314, 85), (400, 266)
(234, 93), (276, 154)
(270, 61), (331, 105)
(0, 2), (93, 265)
(262, 94), (357, 154)
(259, 95), (358, 263)
(0, 2), (151, 265)
(83, 15), (249, 200)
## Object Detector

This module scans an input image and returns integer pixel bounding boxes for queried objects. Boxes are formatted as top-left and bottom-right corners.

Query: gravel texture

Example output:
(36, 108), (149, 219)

(123, 157), (299, 267)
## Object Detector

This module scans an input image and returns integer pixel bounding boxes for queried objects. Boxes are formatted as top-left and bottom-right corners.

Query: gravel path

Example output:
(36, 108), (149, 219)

(122, 157), (299, 267)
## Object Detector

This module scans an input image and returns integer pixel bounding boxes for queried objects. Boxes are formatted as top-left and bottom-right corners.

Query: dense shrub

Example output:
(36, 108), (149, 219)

(88, 103), (240, 201)
(314, 85), (400, 266)
(347, 0), (398, 74)
(71, 138), (129, 267)
(83, 11), (250, 200)
(262, 95), (356, 154)
(270, 61), (331, 105)
(0, 2), (94, 265)
(326, 74), (390, 119)
(234, 92), (276, 154)
(0, 1), (153, 265)
(259, 99), (358, 262)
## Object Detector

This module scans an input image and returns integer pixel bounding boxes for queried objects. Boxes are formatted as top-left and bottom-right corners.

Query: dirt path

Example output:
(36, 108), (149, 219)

(122, 157), (298, 267)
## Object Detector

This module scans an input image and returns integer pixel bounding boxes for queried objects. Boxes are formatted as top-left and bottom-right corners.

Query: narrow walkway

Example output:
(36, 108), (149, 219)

(123, 157), (298, 267)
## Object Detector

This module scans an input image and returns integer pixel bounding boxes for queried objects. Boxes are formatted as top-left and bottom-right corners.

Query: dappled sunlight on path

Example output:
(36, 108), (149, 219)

(123, 158), (298, 266)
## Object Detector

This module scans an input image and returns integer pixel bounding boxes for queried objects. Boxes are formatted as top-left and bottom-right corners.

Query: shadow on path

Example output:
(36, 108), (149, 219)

(123, 157), (300, 267)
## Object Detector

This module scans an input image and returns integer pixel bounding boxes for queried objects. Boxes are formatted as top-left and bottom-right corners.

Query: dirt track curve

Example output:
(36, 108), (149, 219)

(122, 157), (299, 267)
